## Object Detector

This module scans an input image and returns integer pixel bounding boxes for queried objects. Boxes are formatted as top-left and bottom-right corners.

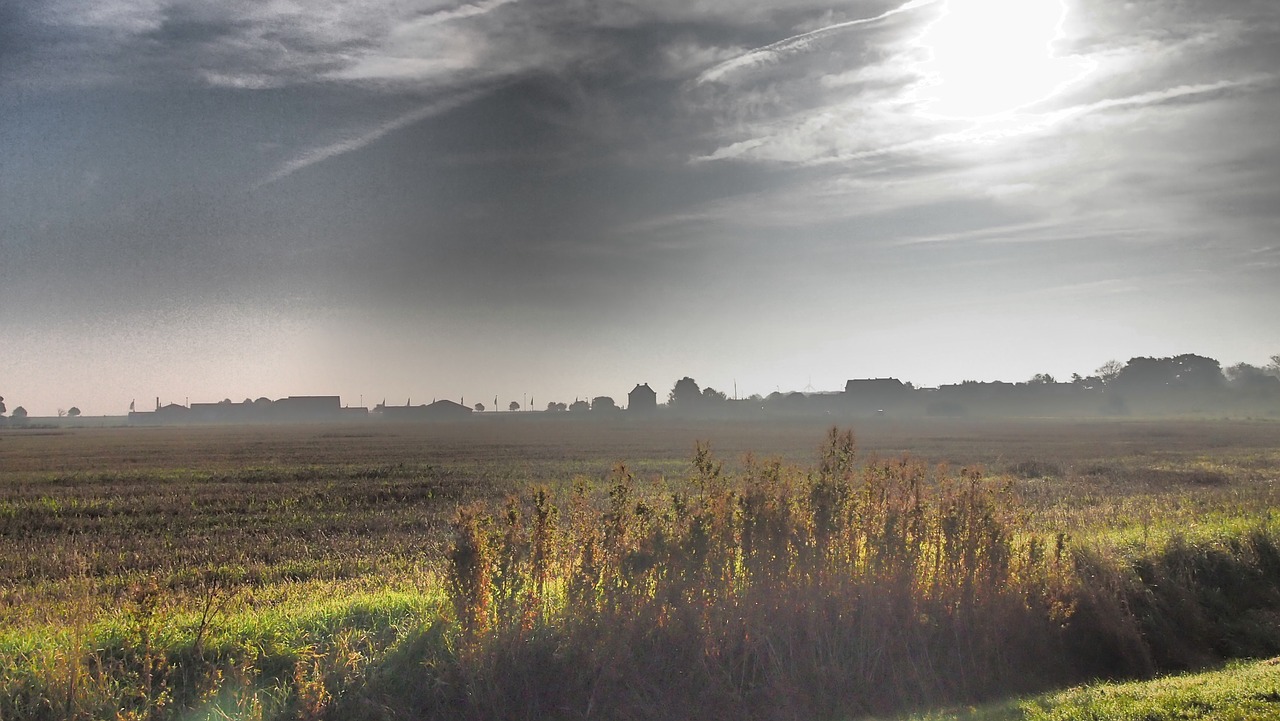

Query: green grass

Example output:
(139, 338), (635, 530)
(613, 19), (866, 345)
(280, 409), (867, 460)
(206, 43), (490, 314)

(893, 657), (1280, 721)
(0, 587), (444, 721)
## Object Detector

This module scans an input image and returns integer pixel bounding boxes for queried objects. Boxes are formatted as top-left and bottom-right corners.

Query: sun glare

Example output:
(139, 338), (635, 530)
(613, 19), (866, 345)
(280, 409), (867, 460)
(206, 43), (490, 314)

(912, 0), (1092, 120)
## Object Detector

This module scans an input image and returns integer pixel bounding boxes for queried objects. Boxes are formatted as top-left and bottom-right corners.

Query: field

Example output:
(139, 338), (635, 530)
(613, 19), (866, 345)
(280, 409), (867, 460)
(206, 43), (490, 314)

(2, 416), (1279, 719)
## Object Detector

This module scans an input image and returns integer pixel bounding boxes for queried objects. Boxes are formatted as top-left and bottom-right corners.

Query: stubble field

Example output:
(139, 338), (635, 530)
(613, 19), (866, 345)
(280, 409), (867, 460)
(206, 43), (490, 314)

(1, 416), (1278, 720)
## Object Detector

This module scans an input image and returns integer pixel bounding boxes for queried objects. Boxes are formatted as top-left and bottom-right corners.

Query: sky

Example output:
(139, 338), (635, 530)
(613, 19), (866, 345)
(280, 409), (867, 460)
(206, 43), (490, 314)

(2, 0), (1278, 416)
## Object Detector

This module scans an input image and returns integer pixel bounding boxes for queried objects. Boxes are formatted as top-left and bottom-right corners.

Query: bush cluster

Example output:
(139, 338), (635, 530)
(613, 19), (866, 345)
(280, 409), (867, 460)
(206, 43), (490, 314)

(370, 429), (1280, 720)
(390, 430), (1071, 718)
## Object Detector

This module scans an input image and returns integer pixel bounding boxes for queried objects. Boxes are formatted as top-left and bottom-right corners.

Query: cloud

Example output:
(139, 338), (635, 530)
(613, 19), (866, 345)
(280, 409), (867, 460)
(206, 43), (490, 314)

(695, 0), (939, 85)
(690, 39), (1275, 169)
(677, 0), (1277, 210)
(5, 0), (537, 90)
(658, 39), (747, 79)
(36, 0), (166, 34)
(666, 66), (1278, 290)
(407, 0), (520, 28)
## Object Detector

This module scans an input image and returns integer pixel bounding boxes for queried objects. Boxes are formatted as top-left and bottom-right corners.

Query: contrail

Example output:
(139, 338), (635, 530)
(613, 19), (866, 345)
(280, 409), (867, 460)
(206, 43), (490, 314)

(1046, 74), (1276, 119)
(820, 76), (1277, 163)
(696, 0), (940, 85)
(257, 89), (485, 187)
(410, 0), (520, 29)
(693, 74), (1274, 167)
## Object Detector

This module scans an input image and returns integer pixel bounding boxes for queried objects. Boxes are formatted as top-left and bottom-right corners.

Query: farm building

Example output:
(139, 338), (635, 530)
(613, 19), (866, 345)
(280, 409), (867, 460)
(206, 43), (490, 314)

(627, 383), (658, 411)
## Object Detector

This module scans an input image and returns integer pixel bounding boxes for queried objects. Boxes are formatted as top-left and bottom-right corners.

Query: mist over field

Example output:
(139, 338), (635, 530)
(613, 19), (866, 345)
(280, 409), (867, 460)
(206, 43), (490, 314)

(3, 0), (1279, 416)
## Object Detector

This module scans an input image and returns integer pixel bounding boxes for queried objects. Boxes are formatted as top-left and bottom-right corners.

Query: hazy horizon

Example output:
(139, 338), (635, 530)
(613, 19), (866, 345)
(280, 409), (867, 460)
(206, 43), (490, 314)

(4, 0), (1278, 417)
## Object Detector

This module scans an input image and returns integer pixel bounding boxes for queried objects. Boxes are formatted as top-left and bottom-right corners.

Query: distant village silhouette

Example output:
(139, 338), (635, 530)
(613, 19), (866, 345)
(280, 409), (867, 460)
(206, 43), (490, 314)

(109, 353), (1279, 425)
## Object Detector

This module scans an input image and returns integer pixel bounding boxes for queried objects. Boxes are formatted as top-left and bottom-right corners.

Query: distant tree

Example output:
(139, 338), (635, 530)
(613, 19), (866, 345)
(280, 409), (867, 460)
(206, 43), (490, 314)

(473, 402), (485, 412)
(570, 399), (590, 412)
(1114, 357), (1172, 392)
(67, 407), (81, 417)
(508, 401), (520, 411)
(1095, 360), (1124, 385)
(1224, 363), (1279, 391)
(668, 377), (701, 406)
(546, 401), (567, 412)
(1225, 363), (1262, 383)
(0, 395), (5, 415)
(57, 408), (66, 418)
(1115, 354), (1225, 393)
(1168, 354), (1225, 389)
(747, 393), (764, 402)
(11, 406), (26, 421)
(701, 387), (727, 402)
(242, 398), (253, 404)
(1268, 355), (1280, 379)
(1028, 373), (1056, 385)
(591, 396), (617, 411)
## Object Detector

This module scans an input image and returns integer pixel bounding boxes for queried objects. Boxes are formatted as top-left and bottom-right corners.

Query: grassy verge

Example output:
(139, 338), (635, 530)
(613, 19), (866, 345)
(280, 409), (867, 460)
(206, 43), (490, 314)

(0, 588), (442, 721)
(894, 657), (1280, 721)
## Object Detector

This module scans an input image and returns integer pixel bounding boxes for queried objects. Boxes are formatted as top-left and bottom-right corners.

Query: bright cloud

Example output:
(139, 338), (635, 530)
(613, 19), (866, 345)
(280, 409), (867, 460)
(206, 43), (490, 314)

(907, 0), (1095, 119)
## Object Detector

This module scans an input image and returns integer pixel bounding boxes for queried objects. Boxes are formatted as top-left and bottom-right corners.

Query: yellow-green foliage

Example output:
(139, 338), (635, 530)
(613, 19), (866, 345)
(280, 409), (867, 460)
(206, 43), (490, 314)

(1019, 658), (1280, 721)
(0, 590), (439, 721)
(416, 431), (1066, 717)
(895, 657), (1280, 721)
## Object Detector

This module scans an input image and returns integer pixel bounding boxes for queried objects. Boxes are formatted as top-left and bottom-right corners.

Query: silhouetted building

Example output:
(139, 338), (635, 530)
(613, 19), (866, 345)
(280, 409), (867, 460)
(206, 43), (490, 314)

(628, 383), (657, 412)
(128, 395), (355, 424)
(150, 403), (191, 423)
(274, 396), (342, 418)
(379, 399), (473, 421)
(422, 399), (473, 418)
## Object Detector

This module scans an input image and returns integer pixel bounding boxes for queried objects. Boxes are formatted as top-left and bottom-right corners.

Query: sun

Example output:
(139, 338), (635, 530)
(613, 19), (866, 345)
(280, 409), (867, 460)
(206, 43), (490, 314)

(911, 0), (1092, 120)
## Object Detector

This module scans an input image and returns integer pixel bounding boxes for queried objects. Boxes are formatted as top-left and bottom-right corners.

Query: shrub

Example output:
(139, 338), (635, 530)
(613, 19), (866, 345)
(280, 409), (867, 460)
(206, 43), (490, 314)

(425, 429), (1081, 719)
(414, 429), (1280, 720)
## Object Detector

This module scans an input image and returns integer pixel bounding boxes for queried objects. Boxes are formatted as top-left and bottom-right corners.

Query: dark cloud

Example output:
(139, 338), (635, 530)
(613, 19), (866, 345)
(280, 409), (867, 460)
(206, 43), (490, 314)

(144, 7), (250, 46)
(0, 4), (40, 61)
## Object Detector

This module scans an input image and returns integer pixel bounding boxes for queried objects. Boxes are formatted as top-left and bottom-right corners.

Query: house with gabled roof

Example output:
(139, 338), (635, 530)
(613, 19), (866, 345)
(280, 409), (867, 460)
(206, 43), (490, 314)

(628, 383), (657, 412)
